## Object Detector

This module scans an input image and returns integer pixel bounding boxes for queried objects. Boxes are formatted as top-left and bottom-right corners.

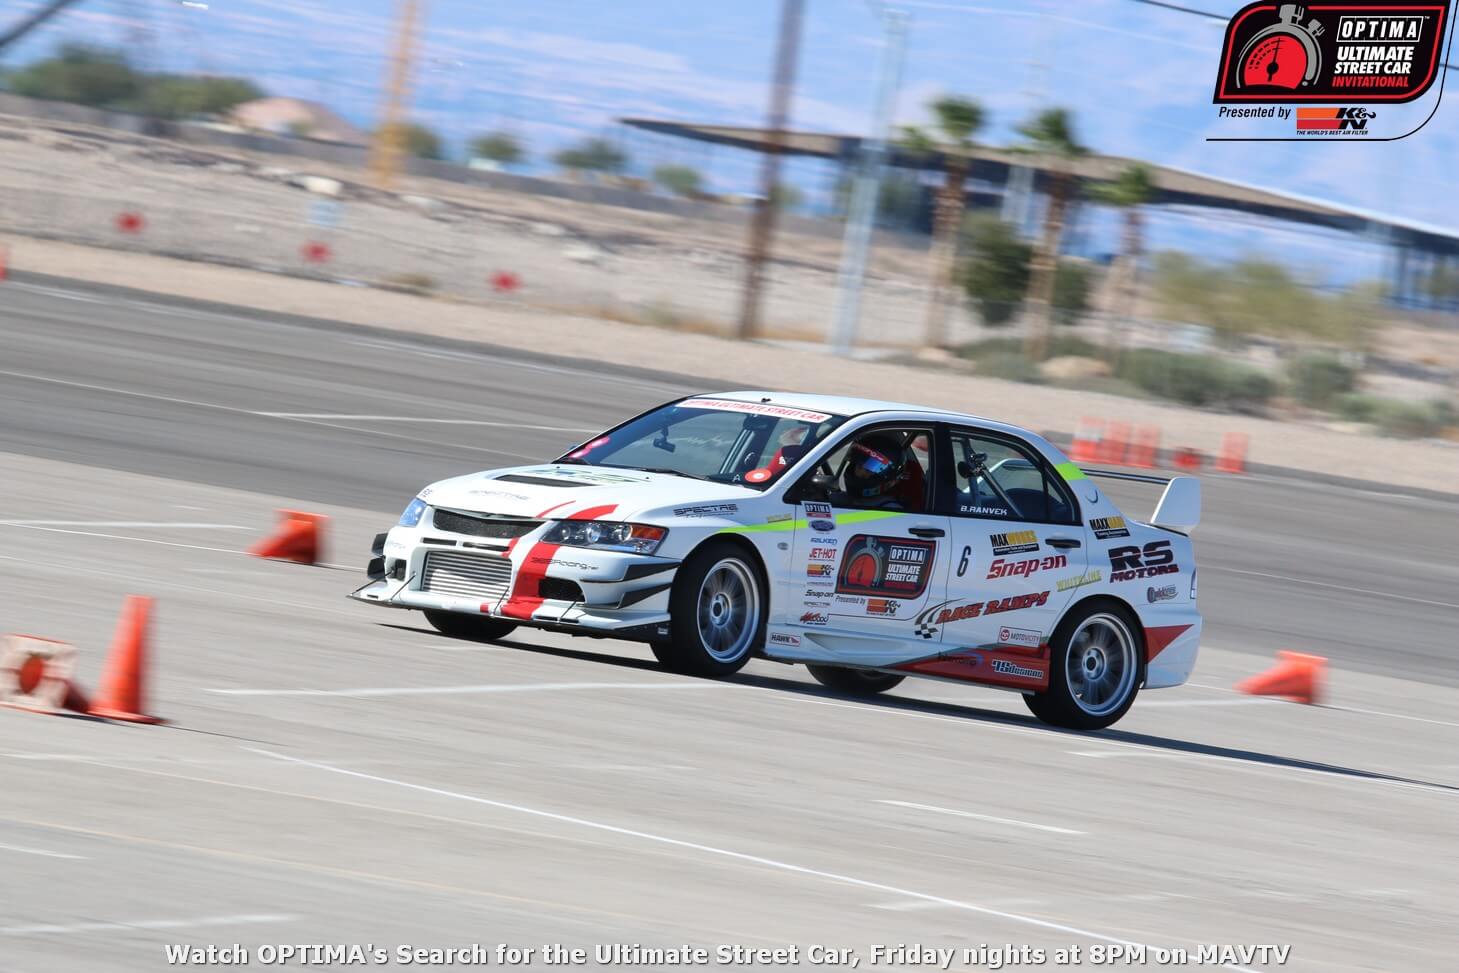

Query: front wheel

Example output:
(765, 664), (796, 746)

(423, 609), (518, 643)
(807, 665), (906, 696)
(653, 541), (764, 677)
(1024, 603), (1142, 730)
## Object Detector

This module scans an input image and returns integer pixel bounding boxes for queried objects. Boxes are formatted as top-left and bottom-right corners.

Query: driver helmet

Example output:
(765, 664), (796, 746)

(845, 433), (907, 498)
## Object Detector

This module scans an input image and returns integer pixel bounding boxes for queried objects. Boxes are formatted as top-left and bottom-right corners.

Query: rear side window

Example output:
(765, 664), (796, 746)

(946, 429), (1077, 525)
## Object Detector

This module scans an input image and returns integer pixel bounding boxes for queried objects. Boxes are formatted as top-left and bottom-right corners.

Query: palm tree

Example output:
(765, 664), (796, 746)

(1087, 163), (1156, 360)
(900, 95), (985, 350)
(1017, 107), (1087, 361)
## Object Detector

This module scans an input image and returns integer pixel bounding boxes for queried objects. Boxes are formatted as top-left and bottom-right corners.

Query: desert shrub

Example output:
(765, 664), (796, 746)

(1287, 353), (1357, 408)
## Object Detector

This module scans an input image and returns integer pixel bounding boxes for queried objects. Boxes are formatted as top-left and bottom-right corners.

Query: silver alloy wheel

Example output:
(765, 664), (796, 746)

(695, 557), (760, 663)
(1066, 612), (1138, 717)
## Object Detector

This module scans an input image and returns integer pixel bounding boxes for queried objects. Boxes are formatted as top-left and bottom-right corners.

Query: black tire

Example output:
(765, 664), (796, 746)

(423, 609), (519, 643)
(1024, 600), (1143, 730)
(806, 665), (906, 696)
(654, 540), (765, 677)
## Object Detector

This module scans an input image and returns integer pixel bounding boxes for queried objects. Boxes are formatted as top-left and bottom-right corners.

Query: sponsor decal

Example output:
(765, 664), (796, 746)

(1090, 516), (1130, 540)
(836, 535), (937, 598)
(679, 398), (833, 423)
(1214, 1), (1447, 104)
(803, 502), (835, 533)
(419, 487), (434, 498)
(833, 594), (867, 610)
(673, 503), (739, 518)
(1057, 569), (1102, 591)
(986, 553), (1068, 580)
(992, 659), (1044, 680)
(990, 529), (1039, 556)
(744, 468), (773, 484)
(866, 598), (901, 616)
(997, 625), (1043, 649)
(467, 489), (532, 501)
(521, 467), (645, 484)
(803, 586), (834, 600)
(913, 591), (1051, 639)
(806, 563), (833, 578)
(1108, 540), (1179, 582)
(808, 546), (837, 561)
(768, 632), (802, 648)
(529, 556), (598, 571)
(1147, 584), (1179, 603)
(799, 611), (829, 627)
(959, 504), (1010, 517)
(766, 512), (793, 524)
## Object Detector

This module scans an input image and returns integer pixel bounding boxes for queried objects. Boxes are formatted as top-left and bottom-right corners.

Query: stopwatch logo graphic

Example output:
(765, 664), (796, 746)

(1237, 3), (1324, 89)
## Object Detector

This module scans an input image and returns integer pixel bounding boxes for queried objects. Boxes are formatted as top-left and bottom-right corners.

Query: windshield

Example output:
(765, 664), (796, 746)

(555, 397), (848, 490)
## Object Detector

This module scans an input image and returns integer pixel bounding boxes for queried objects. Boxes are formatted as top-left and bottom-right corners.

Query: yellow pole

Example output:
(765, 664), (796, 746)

(369, 0), (423, 190)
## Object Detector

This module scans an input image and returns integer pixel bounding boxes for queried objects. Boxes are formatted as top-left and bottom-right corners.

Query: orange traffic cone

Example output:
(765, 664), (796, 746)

(1214, 432), (1249, 474)
(1235, 650), (1326, 705)
(249, 509), (326, 565)
(89, 596), (164, 724)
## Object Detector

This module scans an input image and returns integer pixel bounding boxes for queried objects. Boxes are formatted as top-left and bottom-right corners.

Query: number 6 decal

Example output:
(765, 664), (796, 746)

(957, 545), (971, 577)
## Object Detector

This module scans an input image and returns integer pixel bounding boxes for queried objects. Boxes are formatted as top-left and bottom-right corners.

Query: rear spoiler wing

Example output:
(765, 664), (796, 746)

(1076, 467), (1201, 532)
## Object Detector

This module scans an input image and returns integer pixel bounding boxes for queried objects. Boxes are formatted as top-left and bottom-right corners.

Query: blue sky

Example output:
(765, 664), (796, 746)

(3, 0), (1456, 280)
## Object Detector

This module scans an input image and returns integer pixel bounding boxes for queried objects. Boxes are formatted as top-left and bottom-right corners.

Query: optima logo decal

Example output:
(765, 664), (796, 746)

(1214, 1), (1449, 103)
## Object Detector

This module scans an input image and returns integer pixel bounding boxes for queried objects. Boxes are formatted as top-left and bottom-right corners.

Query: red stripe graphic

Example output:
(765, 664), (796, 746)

(1144, 624), (1192, 660)
(499, 503), (617, 620)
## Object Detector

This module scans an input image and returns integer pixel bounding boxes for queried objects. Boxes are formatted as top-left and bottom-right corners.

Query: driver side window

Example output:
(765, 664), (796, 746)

(948, 429), (1076, 525)
(809, 426), (934, 513)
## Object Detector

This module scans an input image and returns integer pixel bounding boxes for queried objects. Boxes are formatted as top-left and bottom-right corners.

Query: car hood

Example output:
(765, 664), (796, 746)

(418, 464), (761, 521)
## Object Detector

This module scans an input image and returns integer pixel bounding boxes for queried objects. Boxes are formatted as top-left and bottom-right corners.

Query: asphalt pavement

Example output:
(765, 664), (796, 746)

(1, 277), (1457, 972)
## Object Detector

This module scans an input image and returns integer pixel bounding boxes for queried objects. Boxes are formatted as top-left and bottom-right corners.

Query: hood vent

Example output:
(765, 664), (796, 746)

(496, 474), (591, 488)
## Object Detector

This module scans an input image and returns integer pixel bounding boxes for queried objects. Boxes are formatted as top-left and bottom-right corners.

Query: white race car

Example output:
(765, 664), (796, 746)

(351, 392), (1202, 729)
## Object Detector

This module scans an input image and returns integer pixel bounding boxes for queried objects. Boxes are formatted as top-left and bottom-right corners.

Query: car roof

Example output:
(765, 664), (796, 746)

(704, 390), (1043, 442)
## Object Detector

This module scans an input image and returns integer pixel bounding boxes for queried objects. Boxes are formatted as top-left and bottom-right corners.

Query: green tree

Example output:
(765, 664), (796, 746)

(1016, 107), (1088, 360)
(899, 95), (986, 349)
(380, 121), (444, 160)
(131, 74), (262, 119)
(1087, 163), (1156, 355)
(652, 163), (703, 198)
(469, 131), (525, 167)
(769, 182), (803, 212)
(959, 215), (1032, 326)
(9, 44), (141, 107)
(554, 137), (628, 177)
(1052, 261), (1092, 327)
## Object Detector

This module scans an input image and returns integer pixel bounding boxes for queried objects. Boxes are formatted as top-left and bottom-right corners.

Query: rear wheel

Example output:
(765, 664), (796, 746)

(423, 610), (518, 643)
(653, 541), (764, 677)
(807, 665), (906, 696)
(1024, 602), (1142, 730)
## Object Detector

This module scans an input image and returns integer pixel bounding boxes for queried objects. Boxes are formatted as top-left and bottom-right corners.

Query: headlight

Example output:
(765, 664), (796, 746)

(543, 520), (667, 555)
(398, 497), (428, 527)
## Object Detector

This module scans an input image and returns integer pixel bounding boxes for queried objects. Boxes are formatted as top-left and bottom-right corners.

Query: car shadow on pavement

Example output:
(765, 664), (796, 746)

(379, 622), (1459, 796)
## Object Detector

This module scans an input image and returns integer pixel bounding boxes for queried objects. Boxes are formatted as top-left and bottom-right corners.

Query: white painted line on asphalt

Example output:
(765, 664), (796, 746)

(871, 900), (952, 911)
(0, 523), (241, 554)
(878, 800), (1084, 835)
(1134, 698), (1281, 708)
(1204, 565), (1459, 610)
(247, 748), (1259, 972)
(0, 841), (87, 860)
(0, 914), (297, 936)
(0, 369), (534, 459)
(1187, 678), (1459, 729)
(0, 521), (249, 529)
(208, 681), (721, 698)
(256, 414), (596, 433)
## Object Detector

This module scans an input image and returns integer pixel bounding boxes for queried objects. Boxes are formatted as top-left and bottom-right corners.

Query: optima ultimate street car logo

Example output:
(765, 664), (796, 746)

(836, 535), (937, 598)
(1215, 1), (1448, 102)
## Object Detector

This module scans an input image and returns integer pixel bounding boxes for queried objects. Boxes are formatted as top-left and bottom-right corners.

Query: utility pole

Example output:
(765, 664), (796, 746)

(736, 0), (805, 341)
(369, 0), (424, 191)
(829, 5), (909, 356)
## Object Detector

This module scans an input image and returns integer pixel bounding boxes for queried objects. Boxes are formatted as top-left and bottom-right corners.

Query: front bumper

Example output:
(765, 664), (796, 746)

(348, 521), (679, 641)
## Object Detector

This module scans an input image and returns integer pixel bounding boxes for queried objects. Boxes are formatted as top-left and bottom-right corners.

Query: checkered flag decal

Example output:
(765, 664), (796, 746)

(914, 620), (938, 639)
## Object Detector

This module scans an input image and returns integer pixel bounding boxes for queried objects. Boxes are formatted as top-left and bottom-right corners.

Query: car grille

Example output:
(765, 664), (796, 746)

(421, 551), (513, 602)
(432, 508), (540, 538)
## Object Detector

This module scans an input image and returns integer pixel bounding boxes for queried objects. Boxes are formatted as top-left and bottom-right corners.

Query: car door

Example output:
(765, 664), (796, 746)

(785, 424), (951, 662)
(926, 426), (1089, 672)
